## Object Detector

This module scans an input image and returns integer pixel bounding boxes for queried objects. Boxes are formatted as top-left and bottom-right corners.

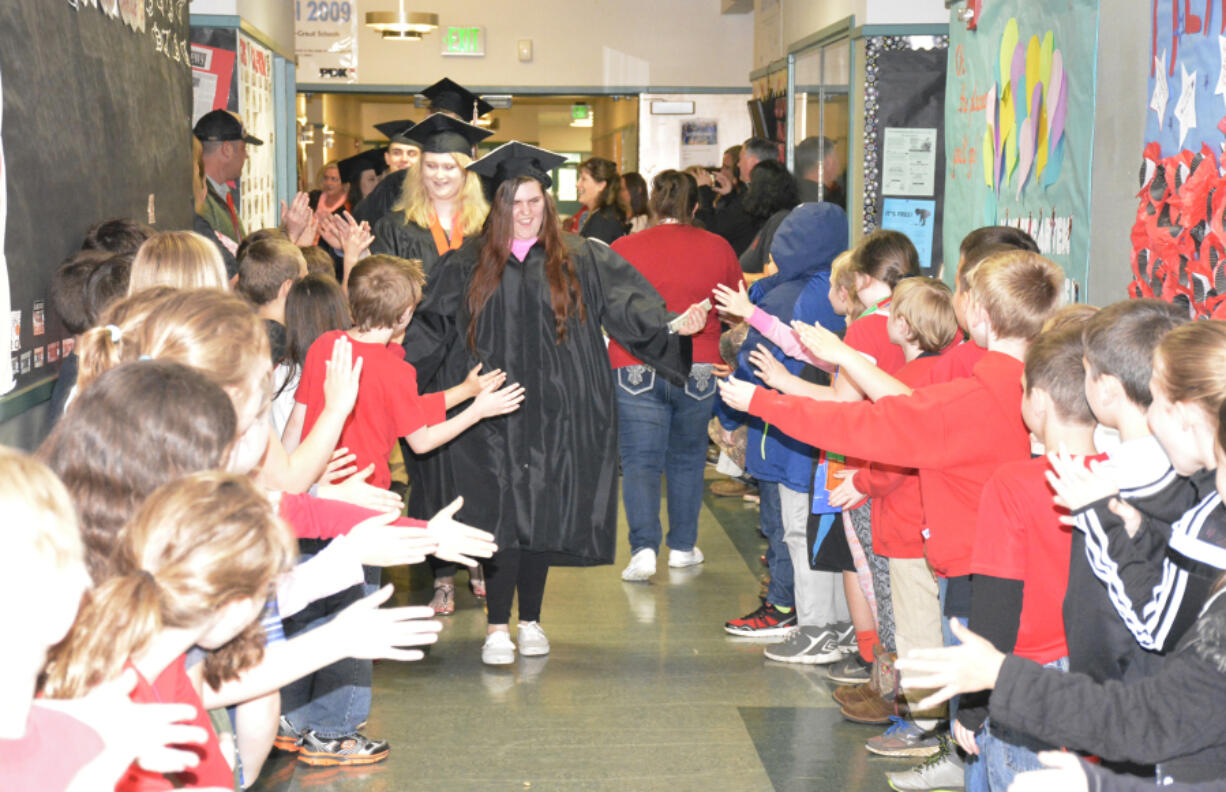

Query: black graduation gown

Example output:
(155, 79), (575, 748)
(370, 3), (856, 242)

(370, 214), (445, 275)
(578, 206), (626, 245)
(351, 169), (408, 227)
(401, 233), (691, 566)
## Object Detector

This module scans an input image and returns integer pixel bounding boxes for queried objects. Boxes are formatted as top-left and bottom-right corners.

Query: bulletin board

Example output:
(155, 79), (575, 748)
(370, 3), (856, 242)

(0, 0), (193, 406)
(942, 1), (1100, 299)
(1130, 1), (1226, 318)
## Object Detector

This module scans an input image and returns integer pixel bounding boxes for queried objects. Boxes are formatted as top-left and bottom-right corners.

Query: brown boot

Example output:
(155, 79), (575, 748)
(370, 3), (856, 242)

(839, 684), (905, 725)
(710, 478), (752, 497)
(831, 681), (876, 708)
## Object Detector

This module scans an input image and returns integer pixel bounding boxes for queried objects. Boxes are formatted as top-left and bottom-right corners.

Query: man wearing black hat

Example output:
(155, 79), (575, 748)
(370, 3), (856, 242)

(373, 120), (421, 173)
(193, 109), (263, 243)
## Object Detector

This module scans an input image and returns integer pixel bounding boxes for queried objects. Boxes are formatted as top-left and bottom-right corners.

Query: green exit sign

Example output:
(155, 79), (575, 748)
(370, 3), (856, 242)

(441, 26), (484, 57)
(571, 104), (590, 120)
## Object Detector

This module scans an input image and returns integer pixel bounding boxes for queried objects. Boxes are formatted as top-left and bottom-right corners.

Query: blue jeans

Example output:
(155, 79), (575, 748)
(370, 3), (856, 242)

(968, 657), (1068, 791)
(616, 365), (716, 555)
(279, 552), (373, 739)
(758, 480), (794, 608)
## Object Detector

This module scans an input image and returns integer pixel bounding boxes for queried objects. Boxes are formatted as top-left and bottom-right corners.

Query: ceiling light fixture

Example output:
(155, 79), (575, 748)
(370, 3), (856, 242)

(365, 0), (438, 40)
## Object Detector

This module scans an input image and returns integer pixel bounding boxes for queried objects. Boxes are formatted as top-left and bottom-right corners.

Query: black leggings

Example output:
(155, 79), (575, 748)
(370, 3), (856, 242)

(484, 549), (550, 625)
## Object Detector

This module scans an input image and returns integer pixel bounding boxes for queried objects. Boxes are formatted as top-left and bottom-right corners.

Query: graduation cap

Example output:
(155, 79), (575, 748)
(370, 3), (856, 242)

(404, 113), (491, 155)
(337, 148), (388, 185)
(374, 119), (419, 146)
(420, 78), (494, 122)
(467, 141), (567, 190)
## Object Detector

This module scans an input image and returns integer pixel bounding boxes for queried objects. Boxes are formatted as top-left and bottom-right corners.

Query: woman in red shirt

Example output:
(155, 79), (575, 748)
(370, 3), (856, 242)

(611, 170), (744, 581)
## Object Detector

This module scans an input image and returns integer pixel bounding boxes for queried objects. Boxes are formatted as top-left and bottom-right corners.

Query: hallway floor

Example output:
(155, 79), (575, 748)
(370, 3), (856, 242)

(254, 472), (911, 791)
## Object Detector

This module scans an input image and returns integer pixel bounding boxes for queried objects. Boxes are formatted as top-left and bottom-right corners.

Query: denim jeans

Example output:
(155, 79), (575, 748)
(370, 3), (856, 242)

(758, 480), (795, 609)
(968, 657), (1069, 792)
(616, 364), (716, 555)
(280, 551), (372, 739)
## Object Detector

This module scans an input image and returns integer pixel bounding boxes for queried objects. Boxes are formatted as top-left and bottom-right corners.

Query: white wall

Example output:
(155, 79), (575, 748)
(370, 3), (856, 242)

(637, 94), (753, 183)
(864, 0), (949, 25)
(189, 0), (294, 57)
(314, 0), (753, 89)
(755, 0), (946, 69)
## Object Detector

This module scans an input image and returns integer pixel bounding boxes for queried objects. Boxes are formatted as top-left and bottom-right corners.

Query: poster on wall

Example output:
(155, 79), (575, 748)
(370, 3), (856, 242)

(881, 198), (936, 271)
(189, 41), (235, 124)
(679, 119), (719, 169)
(295, 0), (358, 83)
(943, 1), (1100, 297)
(239, 34), (277, 231)
(1129, 2), (1226, 317)
(882, 128), (937, 196)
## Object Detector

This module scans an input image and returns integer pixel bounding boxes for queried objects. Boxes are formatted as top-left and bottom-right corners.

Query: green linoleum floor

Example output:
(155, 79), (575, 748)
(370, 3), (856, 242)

(253, 470), (913, 791)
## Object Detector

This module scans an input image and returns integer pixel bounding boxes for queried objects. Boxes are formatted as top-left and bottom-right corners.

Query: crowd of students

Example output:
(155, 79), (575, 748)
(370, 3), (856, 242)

(6, 93), (1226, 792)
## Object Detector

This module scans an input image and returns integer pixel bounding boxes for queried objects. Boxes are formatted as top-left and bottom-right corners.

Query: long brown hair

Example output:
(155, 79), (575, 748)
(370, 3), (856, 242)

(42, 472), (296, 698)
(579, 157), (628, 221)
(39, 361), (238, 582)
(466, 177), (586, 348)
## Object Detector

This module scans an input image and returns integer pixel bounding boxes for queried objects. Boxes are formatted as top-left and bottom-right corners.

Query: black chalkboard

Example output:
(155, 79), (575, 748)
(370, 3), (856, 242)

(0, 0), (193, 404)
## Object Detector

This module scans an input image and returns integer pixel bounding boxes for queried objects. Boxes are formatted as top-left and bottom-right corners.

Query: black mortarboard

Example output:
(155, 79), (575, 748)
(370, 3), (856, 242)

(374, 119), (419, 146)
(193, 109), (263, 145)
(404, 113), (491, 155)
(467, 141), (567, 190)
(337, 149), (389, 184)
(420, 78), (494, 122)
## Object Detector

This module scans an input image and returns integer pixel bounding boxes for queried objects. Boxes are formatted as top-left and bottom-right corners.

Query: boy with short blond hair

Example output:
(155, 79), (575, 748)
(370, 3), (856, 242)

(237, 237), (309, 363)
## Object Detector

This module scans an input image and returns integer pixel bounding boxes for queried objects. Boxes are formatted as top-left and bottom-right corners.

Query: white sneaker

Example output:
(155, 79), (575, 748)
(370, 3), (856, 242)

(668, 546), (705, 568)
(481, 630), (516, 665)
(516, 621), (550, 656)
(621, 548), (657, 581)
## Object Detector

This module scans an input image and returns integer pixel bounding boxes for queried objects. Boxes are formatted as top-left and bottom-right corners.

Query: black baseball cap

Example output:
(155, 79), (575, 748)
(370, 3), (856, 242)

(374, 119), (419, 146)
(467, 141), (566, 190)
(405, 113), (491, 155)
(420, 78), (493, 122)
(193, 109), (263, 145)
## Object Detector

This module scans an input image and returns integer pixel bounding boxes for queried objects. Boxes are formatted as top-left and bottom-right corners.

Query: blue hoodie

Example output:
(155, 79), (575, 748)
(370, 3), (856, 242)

(717, 202), (848, 491)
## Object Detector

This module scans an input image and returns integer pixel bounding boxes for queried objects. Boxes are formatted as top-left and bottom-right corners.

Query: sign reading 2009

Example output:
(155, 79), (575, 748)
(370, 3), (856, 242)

(295, 1), (358, 83)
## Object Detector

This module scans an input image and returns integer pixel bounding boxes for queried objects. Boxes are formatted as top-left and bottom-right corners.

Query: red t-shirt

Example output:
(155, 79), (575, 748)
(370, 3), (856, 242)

(852, 354), (942, 559)
(296, 330), (447, 490)
(924, 338), (985, 384)
(279, 491), (427, 539)
(970, 454), (1106, 664)
(0, 706), (104, 792)
(843, 299), (907, 376)
(118, 657), (232, 791)
(608, 224), (742, 367)
(750, 350), (1030, 577)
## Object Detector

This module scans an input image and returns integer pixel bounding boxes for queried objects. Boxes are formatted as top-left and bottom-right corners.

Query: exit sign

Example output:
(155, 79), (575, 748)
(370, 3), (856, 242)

(441, 26), (484, 57)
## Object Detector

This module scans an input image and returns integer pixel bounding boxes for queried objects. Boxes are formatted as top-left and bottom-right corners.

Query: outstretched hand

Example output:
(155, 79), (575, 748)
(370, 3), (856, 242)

(472, 380), (526, 419)
(826, 468), (866, 509)
(894, 619), (1006, 711)
(716, 376), (757, 413)
(1045, 445), (1120, 521)
(462, 363), (506, 401)
(322, 335), (364, 418)
(329, 584), (444, 661)
(791, 320), (852, 367)
(747, 344), (792, 391)
(346, 511), (438, 567)
(427, 496), (498, 567)
(281, 192), (313, 244)
(713, 281), (753, 322)
(316, 463), (404, 513)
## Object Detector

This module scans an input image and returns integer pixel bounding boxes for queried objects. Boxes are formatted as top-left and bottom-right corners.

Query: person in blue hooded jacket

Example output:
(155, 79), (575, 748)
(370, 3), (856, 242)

(716, 202), (849, 638)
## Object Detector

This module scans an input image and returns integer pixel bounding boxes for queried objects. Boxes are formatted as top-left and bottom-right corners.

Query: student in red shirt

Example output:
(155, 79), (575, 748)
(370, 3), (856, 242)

(960, 315), (1102, 790)
(288, 254), (525, 492)
(610, 170), (742, 582)
(41, 472), (298, 791)
(719, 249), (1064, 789)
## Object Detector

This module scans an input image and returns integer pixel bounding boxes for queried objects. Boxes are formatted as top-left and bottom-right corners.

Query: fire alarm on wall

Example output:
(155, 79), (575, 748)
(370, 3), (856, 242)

(517, 39), (533, 62)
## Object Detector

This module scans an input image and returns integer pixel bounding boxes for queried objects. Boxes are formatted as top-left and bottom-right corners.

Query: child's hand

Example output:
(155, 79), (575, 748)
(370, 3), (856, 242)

(747, 344), (791, 391)
(38, 670), (208, 785)
(895, 619), (1006, 711)
(1045, 444), (1119, 518)
(716, 376), (757, 412)
(316, 463), (404, 513)
(713, 281), (753, 321)
(472, 381), (525, 419)
(827, 469), (866, 509)
(319, 447), (358, 484)
(281, 192), (313, 244)
(336, 211), (374, 261)
(952, 720), (980, 756)
(1007, 752), (1088, 792)
(426, 496), (498, 567)
(462, 363), (506, 400)
(346, 511), (437, 567)
(1107, 497), (1144, 539)
(329, 585), (443, 661)
(322, 335), (364, 417)
(791, 320), (851, 367)
(318, 212), (344, 250)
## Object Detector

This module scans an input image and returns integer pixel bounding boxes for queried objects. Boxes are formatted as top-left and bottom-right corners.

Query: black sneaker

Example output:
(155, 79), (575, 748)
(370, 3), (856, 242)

(826, 652), (872, 684)
(833, 620), (856, 655)
(724, 602), (798, 637)
(296, 730), (390, 766)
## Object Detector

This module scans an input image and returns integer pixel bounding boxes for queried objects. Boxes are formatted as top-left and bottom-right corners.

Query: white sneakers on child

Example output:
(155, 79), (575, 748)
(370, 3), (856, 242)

(668, 547), (705, 568)
(482, 631), (516, 665)
(516, 621), (550, 656)
(621, 548), (657, 581)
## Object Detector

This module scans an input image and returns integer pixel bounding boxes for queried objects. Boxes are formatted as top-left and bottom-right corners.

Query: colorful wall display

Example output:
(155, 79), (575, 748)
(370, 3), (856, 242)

(1130, 1), (1226, 317)
(295, 0), (358, 83)
(943, 1), (1099, 297)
